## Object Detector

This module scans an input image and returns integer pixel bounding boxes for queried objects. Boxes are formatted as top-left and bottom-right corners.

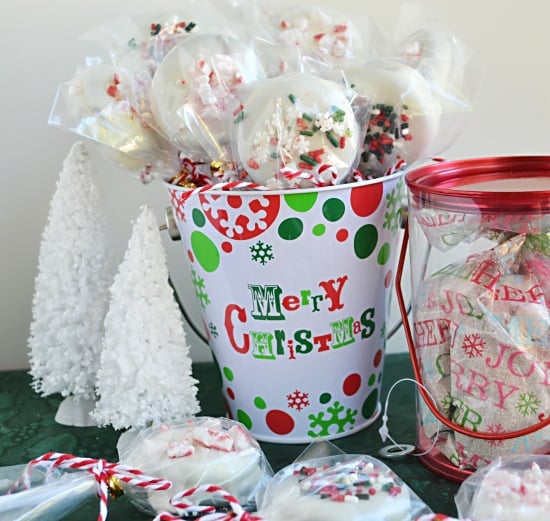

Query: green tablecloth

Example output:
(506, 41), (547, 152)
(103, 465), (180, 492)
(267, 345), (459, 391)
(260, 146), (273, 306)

(0, 353), (459, 519)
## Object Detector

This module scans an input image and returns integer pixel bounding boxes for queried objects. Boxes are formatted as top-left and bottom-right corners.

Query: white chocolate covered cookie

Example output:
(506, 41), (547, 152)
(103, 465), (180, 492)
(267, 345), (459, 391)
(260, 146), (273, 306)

(150, 33), (265, 162)
(117, 418), (270, 515)
(235, 73), (359, 187)
(258, 455), (412, 521)
(344, 60), (441, 177)
(269, 6), (365, 64)
(466, 461), (550, 521)
(66, 63), (166, 170)
(399, 28), (466, 89)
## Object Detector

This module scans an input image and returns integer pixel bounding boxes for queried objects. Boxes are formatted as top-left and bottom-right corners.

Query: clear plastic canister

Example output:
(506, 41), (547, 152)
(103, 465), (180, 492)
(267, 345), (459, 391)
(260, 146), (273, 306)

(396, 156), (550, 481)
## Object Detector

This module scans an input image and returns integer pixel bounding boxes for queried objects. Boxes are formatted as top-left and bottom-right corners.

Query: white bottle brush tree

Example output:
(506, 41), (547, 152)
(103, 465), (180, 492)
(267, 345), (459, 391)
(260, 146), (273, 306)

(28, 141), (111, 426)
(92, 205), (200, 430)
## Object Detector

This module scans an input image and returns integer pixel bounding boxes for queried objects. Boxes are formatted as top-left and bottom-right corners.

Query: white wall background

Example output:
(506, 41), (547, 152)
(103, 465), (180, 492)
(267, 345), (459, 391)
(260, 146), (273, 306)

(2, 0), (549, 369)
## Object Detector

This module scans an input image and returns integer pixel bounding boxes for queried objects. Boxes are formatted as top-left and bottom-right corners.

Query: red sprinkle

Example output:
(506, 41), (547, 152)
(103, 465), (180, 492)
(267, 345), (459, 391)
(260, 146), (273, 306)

(339, 136), (346, 149)
(308, 148), (325, 159)
(388, 486), (402, 497)
(106, 85), (118, 98)
(334, 24), (348, 33)
(313, 33), (326, 41)
(296, 118), (309, 130)
(247, 158), (260, 170)
(298, 162), (314, 170)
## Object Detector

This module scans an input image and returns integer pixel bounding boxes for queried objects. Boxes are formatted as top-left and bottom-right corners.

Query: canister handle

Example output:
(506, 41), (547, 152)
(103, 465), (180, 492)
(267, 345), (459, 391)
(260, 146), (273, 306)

(395, 226), (550, 440)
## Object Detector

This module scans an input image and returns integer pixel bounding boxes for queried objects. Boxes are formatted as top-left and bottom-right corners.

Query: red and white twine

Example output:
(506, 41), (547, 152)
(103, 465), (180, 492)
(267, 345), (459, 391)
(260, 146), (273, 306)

(153, 484), (266, 521)
(12, 452), (172, 521)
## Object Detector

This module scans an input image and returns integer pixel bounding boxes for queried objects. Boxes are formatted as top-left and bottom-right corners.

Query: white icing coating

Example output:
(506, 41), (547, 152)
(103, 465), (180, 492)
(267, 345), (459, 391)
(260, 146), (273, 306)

(258, 456), (411, 521)
(344, 60), (441, 177)
(269, 6), (365, 64)
(399, 28), (466, 88)
(119, 418), (266, 514)
(469, 463), (550, 521)
(150, 33), (265, 162)
(66, 63), (164, 169)
(236, 74), (359, 187)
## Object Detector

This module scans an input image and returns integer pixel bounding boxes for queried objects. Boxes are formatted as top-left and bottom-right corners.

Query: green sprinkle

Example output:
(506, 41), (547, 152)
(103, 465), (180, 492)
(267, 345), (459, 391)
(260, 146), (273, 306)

(300, 154), (317, 166)
(271, 152), (278, 159)
(302, 113), (313, 122)
(185, 22), (196, 32)
(300, 130), (314, 136)
(326, 131), (339, 147)
(233, 111), (245, 124)
(332, 109), (346, 122)
(289, 93), (297, 104)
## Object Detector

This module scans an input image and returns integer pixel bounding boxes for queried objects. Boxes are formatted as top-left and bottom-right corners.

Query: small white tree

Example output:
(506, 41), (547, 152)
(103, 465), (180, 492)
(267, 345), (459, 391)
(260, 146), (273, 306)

(28, 141), (111, 423)
(92, 206), (200, 430)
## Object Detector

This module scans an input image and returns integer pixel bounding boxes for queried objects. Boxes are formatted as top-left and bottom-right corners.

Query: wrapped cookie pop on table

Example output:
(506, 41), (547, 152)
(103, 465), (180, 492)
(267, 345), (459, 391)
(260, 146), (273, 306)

(0, 452), (171, 521)
(117, 417), (272, 517)
(397, 157), (550, 481)
(256, 441), (433, 521)
(455, 455), (550, 521)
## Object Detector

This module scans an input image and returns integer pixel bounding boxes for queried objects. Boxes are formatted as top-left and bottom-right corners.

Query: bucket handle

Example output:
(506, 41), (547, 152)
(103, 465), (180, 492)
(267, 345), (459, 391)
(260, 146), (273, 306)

(395, 225), (550, 440)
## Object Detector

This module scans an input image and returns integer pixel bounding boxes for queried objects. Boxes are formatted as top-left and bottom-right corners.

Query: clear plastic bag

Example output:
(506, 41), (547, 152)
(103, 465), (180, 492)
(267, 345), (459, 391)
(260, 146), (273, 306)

(455, 455), (550, 521)
(0, 452), (174, 521)
(413, 232), (550, 469)
(256, 440), (432, 521)
(0, 464), (94, 521)
(117, 417), (273, 516)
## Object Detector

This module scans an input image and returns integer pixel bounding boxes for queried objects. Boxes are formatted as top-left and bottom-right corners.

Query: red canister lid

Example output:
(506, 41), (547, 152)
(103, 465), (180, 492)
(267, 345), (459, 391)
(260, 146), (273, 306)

(406, 156), (550, 214)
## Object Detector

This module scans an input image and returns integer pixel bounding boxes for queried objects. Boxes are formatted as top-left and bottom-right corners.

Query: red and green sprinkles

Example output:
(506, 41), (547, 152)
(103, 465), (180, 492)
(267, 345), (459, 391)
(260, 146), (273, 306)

(242, 91), (353, 175)
(362, 103), (412, 164)
(292, 460), (404, 504)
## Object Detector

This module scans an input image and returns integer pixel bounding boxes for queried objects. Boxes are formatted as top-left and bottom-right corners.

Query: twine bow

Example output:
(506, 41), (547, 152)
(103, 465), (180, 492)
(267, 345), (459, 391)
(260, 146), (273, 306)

(153, 484), (266, 521)
(13, 452), (172, 521)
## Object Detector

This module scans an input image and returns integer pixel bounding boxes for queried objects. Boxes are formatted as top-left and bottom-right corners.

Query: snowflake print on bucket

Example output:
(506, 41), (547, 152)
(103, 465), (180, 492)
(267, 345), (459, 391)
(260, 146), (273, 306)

(167, 173), (405, 442)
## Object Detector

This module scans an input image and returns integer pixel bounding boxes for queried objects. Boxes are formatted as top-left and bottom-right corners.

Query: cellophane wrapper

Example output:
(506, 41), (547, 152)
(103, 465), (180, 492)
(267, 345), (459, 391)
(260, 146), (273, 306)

(116, 416), (273, 516)
(454, 454), (550, 521)
(412, 209), (550, 470)
(0, 464), (95, 521)
(256, 441), (432, 521)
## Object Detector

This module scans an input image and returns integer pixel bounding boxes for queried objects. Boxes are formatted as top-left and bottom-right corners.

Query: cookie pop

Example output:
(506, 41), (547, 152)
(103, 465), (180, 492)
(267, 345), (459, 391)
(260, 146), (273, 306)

(235, 73), (359, 188)
(117, 417), (271, 516)
(257, 454), (425, 521)
(61, 62), (172, 175)
(344, 60), (441, 177)
(150, 33), (265, 163)
(268, 6), (365, 66)
(399, 28), (467, 90)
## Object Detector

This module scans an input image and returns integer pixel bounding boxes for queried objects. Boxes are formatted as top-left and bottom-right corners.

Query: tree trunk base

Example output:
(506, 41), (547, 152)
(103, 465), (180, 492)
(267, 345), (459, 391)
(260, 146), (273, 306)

(55, 395), (96, 427)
